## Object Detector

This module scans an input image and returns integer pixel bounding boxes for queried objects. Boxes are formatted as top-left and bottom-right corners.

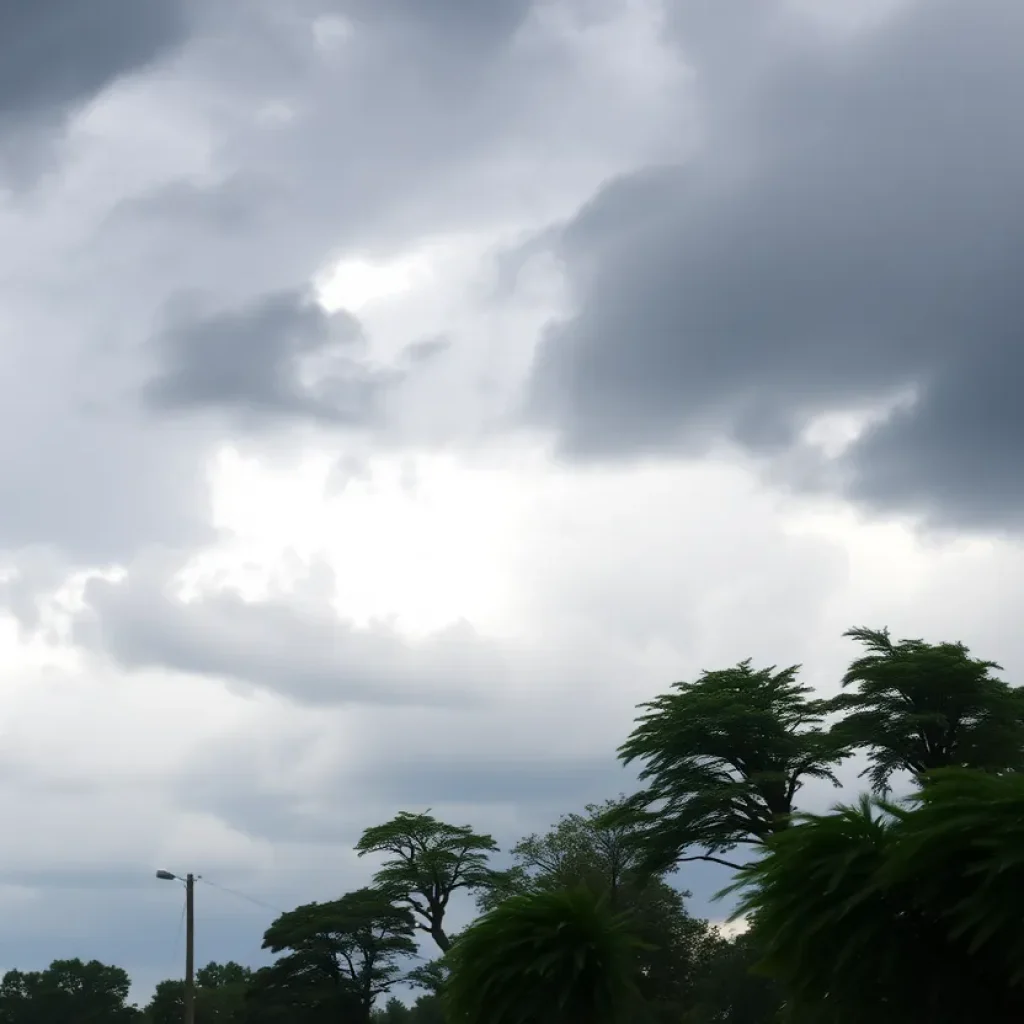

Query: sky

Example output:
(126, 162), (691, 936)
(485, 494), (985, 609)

(1, 0), (1023, 1003)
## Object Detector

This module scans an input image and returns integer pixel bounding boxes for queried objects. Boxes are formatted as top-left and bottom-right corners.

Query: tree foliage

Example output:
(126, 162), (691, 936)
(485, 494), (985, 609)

(687, 930), (782, 1024)
(615, 661), (844, 871)
(0, 959), (139, 1024)
(257, 888), (416, 1024)
(829, 626), (1024, 791)
(479, 798), (648, 912)
(445, 886), (645, 1024)
(356, 812), (498, 952)
(480, 799), (719, 1022)
(728, 771), (1024, 1023)
(145, 961), (251, 1024)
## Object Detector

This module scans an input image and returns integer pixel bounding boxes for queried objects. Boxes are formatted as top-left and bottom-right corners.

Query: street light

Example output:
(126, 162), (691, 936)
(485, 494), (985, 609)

(156, 870), (196, 1024)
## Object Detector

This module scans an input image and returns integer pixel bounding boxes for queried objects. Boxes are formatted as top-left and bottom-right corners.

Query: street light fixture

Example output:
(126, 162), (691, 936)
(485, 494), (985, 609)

(156, 870), (196, 1024)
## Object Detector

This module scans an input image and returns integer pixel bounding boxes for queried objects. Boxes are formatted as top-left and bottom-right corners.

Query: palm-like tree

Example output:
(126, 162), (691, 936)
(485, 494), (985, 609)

(725, 770), (1024, 1024)
(443, 886), (645, 1024)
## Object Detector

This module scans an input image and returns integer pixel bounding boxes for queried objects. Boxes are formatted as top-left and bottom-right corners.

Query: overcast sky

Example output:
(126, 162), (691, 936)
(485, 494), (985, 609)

(2, 0), (1023, 1003)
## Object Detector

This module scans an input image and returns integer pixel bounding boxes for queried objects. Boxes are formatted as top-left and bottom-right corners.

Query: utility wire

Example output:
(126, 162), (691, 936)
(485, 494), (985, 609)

(169, 892), (187, 970)
(199, 877), (285, 915)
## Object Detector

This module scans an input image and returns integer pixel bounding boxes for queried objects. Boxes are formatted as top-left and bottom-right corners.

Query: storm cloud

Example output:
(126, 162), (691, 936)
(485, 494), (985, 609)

(527, 0), (1024, 529)
(145, 289), (397, 427)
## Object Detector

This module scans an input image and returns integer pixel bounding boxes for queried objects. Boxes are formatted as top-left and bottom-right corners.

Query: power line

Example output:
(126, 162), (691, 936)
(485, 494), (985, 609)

(170, 892), (187, 968)
(199, 877), (285, 916)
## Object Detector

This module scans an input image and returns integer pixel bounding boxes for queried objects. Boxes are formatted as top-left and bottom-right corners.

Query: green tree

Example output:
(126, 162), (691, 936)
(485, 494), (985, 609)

(371, 997), (413, 1024)
(687, 929), (782, 1024)
(0, 959), (139, 1024)
(239, 961), (352, 1024)
(444, 886), (644, 1024)
(480, 799), (645, 911)
(481, 800), (719, 1022)
(829, 626), (1024, 792)
(356, 812), (498, 952)
(728, 772), (1024, 1023)
(614, 662), (844, 872)
(407, 993), (445, 1024)
(259, 888), (417, 1024)
(145, 962), (252, 1024)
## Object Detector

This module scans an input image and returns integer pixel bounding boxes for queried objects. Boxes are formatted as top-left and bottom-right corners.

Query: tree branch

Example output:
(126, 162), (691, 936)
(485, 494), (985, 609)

(675, 854), (747, 870)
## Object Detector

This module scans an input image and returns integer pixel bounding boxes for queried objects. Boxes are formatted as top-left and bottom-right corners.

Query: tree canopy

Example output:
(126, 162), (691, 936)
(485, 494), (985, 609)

(444, 886), (645, 1024)
(829, 626), (1024, 791)
(356, 811), (499, 952)
(728, 770), (1024, 1023)
(145, 962), (251, 1024)
(258, 888), (416, 1024)
(0, 959), (138, 1024)
(614, 661), (844, 871)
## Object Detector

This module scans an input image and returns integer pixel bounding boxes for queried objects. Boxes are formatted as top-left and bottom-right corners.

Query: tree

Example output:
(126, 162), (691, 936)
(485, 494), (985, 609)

(258, 888), (417, 1024)
(687, 930), (782, 1024)
(727, 772), (1024, 1024)
(371, 997), (412, 1024)
(145, 962), (252, 1024)
(480, 800), (719, 1022)
(479, 799), (644, 912)
(444, 886), (644, 1024)
(356, 811), (498, 952)
(614, 661), (845, 872)
(829, 626), (1024, 792)
(0, 959), (139, 1024)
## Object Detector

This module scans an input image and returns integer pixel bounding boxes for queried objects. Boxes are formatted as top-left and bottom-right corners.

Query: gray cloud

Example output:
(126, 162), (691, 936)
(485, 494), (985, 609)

(526, 0), (1024, 529)
(0, 0), (189, 181)
(73, 557), (510, 707)
(334, 0), (535, 46)
(145, 289), (397, 426)
(0, 0), (187, 120)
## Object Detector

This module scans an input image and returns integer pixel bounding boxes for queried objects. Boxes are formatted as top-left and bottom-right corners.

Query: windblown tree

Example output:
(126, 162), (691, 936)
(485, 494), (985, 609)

(445, 887), (644, 1024)
(356, 811), (498, 952)
(480, 800), (720, 1022)
(479, 798), (648, 911)
(614, 661), (845, 872)
(728, 770), (1024, 1024)
(829, 626), (1024, 791)
(258, 888), (416, 1024)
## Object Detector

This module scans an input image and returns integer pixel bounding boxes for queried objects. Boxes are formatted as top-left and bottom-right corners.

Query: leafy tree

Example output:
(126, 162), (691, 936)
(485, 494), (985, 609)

(481, 800), (719, 1022)
(444, 886), (644, 1024)
(727, 772), (1024, 1024)
(369, 994), (444, 1024)
(687, 929), (782, 1024)
(371, 997), (413, 1024)
(406, 993), (445, 1024)
(480, 798), (645, 911)
(356, 812), (498, 952)
(258, 888), (417, 1024)
(404, 958), (447, 997)
(614, 661), (844, 872)
(145, 962), (252, 1024)
(829, 626), (1024, 791)
(0, 959), (139, 1024)
(239, 961), (352, 1024)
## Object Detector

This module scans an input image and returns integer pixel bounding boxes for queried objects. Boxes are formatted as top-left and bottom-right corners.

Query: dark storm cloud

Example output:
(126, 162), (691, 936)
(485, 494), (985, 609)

(323, 0), (534, 47)
(73, 558), (507, 707)
(526, 0), (1024, 529)
(0, 0), (188, 173)
(145, 289), (398, 427)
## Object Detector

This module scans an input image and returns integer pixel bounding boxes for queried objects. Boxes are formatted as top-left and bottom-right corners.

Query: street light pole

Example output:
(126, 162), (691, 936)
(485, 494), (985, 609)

(184, 873), (195, 1024)
(156, 870), (197, 1024)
